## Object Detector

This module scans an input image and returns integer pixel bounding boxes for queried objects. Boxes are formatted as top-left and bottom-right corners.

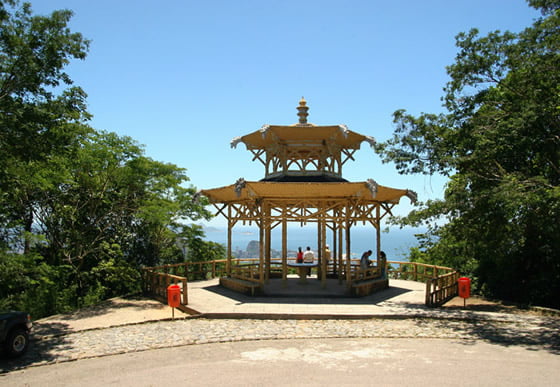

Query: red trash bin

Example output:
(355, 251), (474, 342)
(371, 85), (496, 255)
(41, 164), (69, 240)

(167, 284), (181, 308)
(458, 277), (471, 299)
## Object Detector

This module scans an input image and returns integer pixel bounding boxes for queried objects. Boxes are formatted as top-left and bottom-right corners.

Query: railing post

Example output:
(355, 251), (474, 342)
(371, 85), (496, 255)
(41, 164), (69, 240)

(425, 278), (432, 306)
(182, 277), (188, 305)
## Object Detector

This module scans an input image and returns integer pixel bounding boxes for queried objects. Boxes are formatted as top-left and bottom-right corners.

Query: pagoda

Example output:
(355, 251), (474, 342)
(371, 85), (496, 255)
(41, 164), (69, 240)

(200, 98), (416, 296)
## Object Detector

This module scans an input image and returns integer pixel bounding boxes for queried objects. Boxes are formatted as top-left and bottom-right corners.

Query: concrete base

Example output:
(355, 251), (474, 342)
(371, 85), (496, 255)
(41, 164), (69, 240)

(219, 276), (389, 298)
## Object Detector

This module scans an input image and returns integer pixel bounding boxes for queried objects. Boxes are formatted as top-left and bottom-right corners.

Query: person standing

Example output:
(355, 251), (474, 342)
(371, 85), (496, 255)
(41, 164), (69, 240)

(324, 245), (331, 264)
(323, 244), (332, 277)
(379, 250), (387, 277)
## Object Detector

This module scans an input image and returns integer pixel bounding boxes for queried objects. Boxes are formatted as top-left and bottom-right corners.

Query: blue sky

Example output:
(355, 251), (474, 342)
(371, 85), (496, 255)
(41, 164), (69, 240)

(33, 0), (539, 228)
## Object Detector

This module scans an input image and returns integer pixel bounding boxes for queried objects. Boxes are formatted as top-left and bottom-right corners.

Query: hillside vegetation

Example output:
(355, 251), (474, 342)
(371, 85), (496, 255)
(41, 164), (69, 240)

(0, 1), (224, 318)
(376, 0), (560, 308)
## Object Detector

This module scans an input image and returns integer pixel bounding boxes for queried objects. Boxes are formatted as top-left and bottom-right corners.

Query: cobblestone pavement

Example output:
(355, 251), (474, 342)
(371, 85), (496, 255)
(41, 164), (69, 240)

(2, 313), (559, 373)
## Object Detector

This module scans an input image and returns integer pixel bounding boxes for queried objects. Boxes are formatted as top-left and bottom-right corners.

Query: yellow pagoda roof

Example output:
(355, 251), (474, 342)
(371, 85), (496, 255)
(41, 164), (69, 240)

(200, 180), (416, 204)
(231, 124), (375, 150)
(231, 97), (375, 151)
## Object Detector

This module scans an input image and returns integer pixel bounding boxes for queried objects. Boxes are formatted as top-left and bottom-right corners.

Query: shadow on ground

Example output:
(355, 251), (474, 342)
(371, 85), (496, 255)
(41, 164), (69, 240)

(1, 334), (73, 373)
(203, 282), (413, 306)
(415, 313), (560, 355)
(1, 295), (163, 374)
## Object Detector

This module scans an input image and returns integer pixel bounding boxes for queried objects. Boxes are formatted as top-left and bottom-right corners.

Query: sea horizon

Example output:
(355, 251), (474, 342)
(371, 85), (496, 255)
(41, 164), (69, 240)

(203, 225), (425, 261)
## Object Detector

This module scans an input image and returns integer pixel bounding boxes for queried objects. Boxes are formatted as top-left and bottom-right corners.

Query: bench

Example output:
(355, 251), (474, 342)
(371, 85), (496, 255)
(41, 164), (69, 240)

(351, 278), (389, 297)
(220, 277), (262, 296)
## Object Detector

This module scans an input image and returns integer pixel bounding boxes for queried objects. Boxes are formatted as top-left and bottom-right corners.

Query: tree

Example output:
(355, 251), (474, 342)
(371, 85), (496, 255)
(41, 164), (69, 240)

(179, 224), (226, 280)
(0, 0), (91, 252)
(35, 130), (214, 304)
(375, 1), (560, 307)
(0, 2), (218, 316)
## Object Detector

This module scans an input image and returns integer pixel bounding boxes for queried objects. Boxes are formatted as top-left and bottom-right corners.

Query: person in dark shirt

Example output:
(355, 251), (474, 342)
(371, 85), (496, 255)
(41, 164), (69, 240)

(360, 250), (373, 270)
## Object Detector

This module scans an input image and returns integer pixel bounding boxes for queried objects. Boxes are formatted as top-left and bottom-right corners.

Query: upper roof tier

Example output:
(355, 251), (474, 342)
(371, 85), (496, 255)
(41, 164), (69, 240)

(230, 98), (376, 182)
(231, 124), (375, 150)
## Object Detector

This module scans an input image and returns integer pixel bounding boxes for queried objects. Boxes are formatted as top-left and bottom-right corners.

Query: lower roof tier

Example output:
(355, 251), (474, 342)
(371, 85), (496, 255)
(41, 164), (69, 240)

(200, 179), (416, 205)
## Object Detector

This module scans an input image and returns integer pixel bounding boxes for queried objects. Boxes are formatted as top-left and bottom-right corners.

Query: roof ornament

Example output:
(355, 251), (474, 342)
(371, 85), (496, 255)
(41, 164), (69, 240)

(230, 136), (242, 148)
(339, 124), (349, 138)
(364, 135), (376, 148)
(406, 190), (418, 204)
(297, 97), (309, 124)
(366, 178), (378, 198)
(259, 124), (270, 139)
(193, 190), (202, 203)
(234, 177), (246, 197)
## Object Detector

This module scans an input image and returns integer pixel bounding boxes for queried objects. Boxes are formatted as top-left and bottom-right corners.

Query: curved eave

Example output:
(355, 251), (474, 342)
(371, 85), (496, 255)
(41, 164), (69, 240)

(200, 181), (412, 205)
(232, 125), (374, 150)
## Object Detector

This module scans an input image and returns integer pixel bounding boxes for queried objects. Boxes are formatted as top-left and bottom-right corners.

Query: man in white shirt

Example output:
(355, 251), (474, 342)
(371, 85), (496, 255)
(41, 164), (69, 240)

(303, 246), (314, 276)
(303, 246), (314, 263)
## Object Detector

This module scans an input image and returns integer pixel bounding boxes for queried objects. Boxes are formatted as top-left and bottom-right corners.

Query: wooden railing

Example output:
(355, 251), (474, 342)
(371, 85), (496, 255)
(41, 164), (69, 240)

(425, 271), (460, 307)
(386, 260), (460, 307)
(230, 263), (261, 283)
(387, 260), (449, 281)
(142, 258), (460, 308)
(144, 259), (228, 280)
(349, 265), (381, 282)
(142, 269), (188, 308)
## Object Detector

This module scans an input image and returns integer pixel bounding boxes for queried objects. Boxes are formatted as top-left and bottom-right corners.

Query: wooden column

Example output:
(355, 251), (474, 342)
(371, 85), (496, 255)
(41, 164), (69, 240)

(317, 220), (322, 279)
(227, 206), (232, 277)
(376, 204), (385, 278)
(259, 215), (265, 286)
(321, 217), (327, 288)
(338, 221), (343, 284)
(282, 217), (287, 287)
(345, 205), (352, 289)
(375, 204), (381, 268)
(332, 223), (338, 275)
(264, 203), (271, 284)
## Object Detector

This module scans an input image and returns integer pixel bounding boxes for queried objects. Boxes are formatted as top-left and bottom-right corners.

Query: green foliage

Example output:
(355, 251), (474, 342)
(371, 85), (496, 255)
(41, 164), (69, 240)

(0, 250), (66, 317)
(85, 257), (142, 302)
(0, 2), (215, 318)
(181, 224), (226, 279)
(376, 1), (560, 307)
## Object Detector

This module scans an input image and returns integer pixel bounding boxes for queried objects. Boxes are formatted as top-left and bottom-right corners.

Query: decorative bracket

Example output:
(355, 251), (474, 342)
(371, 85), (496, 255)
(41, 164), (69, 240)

(405, 190), (418, 204)
(230, 136), (243, 149)
(234, 177), (247, 197)
(366, 178), (378, 198)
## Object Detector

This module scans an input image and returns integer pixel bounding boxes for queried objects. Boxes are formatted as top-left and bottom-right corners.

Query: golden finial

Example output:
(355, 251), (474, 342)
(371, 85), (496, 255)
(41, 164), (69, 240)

(297, 97), (309, 124)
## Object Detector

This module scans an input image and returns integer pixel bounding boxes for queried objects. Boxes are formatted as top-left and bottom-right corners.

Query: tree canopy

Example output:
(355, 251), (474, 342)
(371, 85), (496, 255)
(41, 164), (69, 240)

(376, 0), (560, 307)
(0, 1), (223, 317)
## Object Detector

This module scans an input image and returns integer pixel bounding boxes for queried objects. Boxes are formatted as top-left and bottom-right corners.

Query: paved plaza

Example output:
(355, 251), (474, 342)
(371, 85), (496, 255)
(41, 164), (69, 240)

(2, 278), (559, 375)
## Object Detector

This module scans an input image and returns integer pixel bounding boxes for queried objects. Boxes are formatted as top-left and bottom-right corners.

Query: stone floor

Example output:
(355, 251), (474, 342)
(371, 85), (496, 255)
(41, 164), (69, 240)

(3, 277), (557, 373)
